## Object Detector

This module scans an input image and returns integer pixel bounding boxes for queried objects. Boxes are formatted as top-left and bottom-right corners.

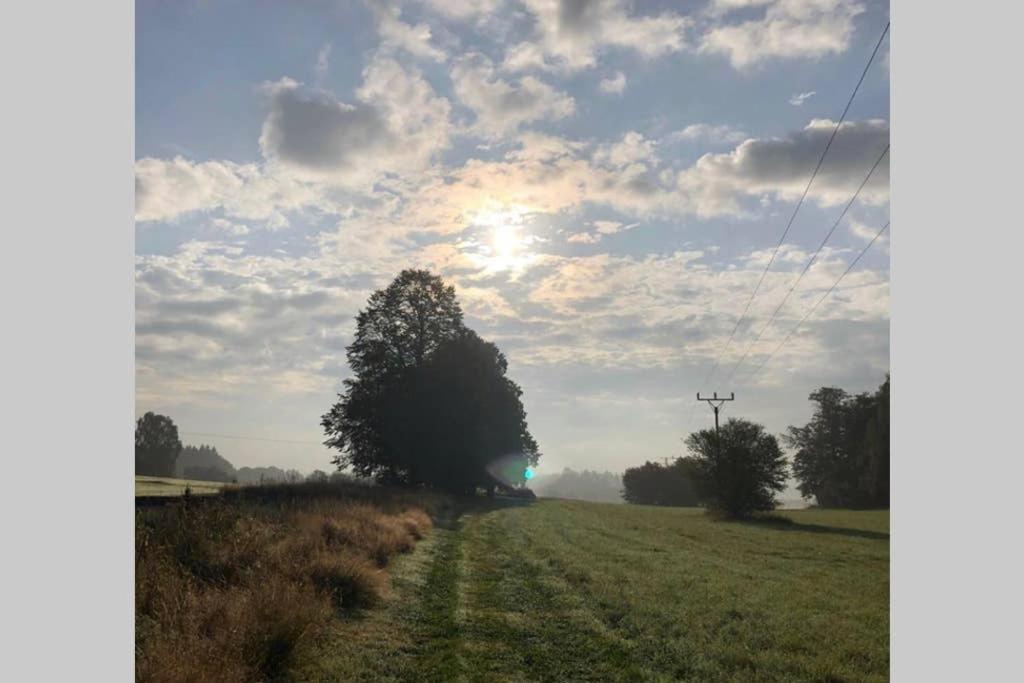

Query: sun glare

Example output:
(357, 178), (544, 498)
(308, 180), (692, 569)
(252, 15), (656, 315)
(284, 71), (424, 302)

(468, 204), (535, 272)
(492, 224), (521, 261)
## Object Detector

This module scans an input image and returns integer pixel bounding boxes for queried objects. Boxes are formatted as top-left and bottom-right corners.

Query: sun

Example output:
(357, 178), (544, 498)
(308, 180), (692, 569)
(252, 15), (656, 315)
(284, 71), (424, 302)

(492, 223), (522, 264)
(468, 204), (534, 272)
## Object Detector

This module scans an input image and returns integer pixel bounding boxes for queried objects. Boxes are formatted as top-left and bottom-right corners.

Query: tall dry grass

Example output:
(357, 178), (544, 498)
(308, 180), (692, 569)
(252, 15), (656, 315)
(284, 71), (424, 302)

(135, 481), (439, 683)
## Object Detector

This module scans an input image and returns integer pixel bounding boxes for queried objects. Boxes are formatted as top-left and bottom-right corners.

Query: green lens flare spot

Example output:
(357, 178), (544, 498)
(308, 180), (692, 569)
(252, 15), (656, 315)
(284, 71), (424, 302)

(523, 467), (534, 480)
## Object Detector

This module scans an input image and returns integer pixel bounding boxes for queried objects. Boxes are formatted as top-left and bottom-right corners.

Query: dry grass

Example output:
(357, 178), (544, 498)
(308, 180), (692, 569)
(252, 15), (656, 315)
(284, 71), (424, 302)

(135, 481), (440, 683)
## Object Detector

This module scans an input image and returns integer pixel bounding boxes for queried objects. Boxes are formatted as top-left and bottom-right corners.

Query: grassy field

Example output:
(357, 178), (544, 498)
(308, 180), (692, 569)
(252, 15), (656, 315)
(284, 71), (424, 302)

(300, 500), (889, 682)
(135, 474), (230, 497)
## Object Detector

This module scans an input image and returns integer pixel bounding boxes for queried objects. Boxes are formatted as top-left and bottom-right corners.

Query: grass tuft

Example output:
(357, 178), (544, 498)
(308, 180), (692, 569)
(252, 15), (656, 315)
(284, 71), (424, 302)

(308, 553), (387, 609)
(135, 480), (440, 682)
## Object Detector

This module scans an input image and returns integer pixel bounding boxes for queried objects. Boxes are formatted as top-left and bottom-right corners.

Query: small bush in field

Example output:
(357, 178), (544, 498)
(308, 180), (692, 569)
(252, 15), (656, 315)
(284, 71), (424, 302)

(243, 579), (331, 680)
(308, 553), (387, 608)
(318, 504), (416, 566)
(400, 508), (434, 540)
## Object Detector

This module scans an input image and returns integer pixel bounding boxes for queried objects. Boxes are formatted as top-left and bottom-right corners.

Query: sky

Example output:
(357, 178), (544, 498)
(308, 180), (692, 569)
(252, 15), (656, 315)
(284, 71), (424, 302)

(135, 0), (890, 480)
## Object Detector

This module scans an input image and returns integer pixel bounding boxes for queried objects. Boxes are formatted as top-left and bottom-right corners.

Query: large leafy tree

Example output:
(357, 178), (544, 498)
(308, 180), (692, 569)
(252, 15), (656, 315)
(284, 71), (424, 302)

(321, 269), (465, 483)
(380, 330), (540, 493)
(684, 418), (787, 518)
(135, 412), (182, 477)
(785, 375), (890, 508)
(322, 270), (539, 492)
(785, 387), (851, 507)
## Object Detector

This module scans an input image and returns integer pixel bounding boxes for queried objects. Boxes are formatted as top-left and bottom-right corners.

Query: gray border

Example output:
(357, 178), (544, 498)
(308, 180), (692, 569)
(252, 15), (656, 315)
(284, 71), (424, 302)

(891, 0), (1023, 679)
(1, 0), (133, 678)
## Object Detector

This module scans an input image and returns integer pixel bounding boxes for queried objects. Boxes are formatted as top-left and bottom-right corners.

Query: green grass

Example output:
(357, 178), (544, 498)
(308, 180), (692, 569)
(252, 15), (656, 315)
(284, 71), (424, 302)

(135, 474), (229, 497)
(303, 500), (889, 682)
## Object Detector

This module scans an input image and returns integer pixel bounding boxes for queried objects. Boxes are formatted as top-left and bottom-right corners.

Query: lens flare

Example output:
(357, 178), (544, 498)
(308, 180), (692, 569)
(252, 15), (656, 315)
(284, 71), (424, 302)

(485, 452), (532, 488)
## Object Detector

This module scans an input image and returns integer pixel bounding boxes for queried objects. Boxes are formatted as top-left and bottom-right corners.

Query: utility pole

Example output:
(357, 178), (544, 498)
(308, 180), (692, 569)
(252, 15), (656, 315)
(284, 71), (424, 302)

(696, 392), (735, 439)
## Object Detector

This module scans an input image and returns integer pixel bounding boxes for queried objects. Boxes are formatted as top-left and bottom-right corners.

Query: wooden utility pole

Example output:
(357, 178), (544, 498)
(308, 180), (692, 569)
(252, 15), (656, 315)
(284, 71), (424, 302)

(696, 392), (735, 438)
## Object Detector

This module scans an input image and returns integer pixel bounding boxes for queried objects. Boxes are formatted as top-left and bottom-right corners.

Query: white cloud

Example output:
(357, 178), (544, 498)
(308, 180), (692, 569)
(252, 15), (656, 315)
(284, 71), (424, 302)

(388, 117), (890, 234)
(259, 55), (451, 183)
(209, 218), (250, 236)
(418, 0), (503, 20)
(403, 131), (680, 229)
(509, 0), (690, 72)
(789, 90), (816, 106)
(136, 157), (251, 223)
(566, 220), (637, 243)
(593, 131), (657, 168)
(599, 71), (626, 95)
(136, 54), (457, 224)
(848, 216), (888, 246)
(669, 123), (748, 145)
(567, 231), (602, 244)
(594, 220), (638, 234)
(502, 42), (550, 72)
(134, 155), (340, 225)
(507, 131), (586, 162)
(372, 2), (446, 62)
(518, 244), (887, 373)
(134, 242), (366, 405)
(676, 118), (890, 216)
(701, 0), (865, 69)
(450, 54), (575, 137)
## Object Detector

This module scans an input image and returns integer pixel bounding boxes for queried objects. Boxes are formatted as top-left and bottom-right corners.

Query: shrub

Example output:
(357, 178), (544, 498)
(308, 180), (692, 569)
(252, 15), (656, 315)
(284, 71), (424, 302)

(135, 485), (437, 682)
(399, 508), (434, 540)
(318, 504), (416, 566)
(307, 553), (386, 608)
(685, 418), (788, 519)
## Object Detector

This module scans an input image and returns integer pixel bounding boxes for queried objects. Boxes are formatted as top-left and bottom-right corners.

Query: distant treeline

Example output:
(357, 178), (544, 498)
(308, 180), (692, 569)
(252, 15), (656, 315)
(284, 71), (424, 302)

(136, 412), (342, 485)
(530, 468), (623, 504)
(175, 444), (306, 485)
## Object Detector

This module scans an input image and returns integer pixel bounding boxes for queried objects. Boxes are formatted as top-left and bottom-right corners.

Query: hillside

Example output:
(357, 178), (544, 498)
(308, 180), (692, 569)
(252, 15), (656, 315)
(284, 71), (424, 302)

(299, 499), (889, 681)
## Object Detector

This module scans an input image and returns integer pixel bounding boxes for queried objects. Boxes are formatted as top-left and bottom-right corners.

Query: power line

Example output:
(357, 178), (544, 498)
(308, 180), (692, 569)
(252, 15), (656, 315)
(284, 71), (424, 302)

(179, 431), (325, 446)
(699, 20), (891, 390)
(724, 143), (890, 384)
(739, 220), (890, 387)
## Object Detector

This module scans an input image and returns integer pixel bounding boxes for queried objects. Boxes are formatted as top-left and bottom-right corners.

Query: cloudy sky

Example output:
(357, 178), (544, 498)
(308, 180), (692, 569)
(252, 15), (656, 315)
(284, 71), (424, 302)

(135, 0), (890, 478)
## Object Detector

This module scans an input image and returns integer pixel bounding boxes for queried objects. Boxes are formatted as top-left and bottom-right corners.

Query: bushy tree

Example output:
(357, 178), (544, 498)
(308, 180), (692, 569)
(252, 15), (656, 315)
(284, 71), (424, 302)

(380, 330), (539, 493)
(685, 418), (787, 518)
(622, 458), (702, 507)
(785, 375), (889, 508)
(322, 270), (539, 492)
(322, 269), (465, 484)
(135, 412), (182, 477)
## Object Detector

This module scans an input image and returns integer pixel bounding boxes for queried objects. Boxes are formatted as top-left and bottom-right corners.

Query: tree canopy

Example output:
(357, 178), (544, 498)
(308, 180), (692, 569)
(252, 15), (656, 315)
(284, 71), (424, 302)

(321, 269), (539, 493)
(784, 375), (889, 508)
(622, 459), (703, 507)
(684, 418), (788, 518)
(176, 444), (236, 482)
(135, 412), (182, 477)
